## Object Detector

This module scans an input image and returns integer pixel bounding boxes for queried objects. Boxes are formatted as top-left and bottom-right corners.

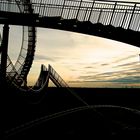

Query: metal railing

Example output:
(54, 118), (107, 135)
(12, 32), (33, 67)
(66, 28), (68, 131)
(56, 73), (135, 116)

(0, 0), (140, 31)
(0, 0), (22, 13)
(48, 64), (69, 88)
(48, 64), (89, 105)
(31, 0), (140, 31)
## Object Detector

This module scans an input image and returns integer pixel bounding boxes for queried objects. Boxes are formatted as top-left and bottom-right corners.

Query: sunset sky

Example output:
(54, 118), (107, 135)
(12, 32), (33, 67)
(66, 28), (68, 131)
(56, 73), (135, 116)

(4, 25), (140, 88)
(0, 0), (140, 88)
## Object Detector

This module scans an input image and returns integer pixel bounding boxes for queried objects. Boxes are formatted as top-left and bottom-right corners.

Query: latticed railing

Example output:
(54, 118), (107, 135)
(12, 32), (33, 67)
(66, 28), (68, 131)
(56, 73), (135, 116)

(32, 0), (140, 31)
(0, 0), (33, 13)
(0, 0), (140, 31)
(0, 0), (140, 92)
(48, 64), (69, 88)
(48, 64), (88, 105)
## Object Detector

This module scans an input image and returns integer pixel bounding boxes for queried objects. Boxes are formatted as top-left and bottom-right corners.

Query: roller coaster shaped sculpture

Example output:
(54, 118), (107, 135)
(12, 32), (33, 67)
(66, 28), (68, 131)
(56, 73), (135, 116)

(1, 0), (140, 138)
(0, 0), (140, 94)
(0, 0), (70, 95)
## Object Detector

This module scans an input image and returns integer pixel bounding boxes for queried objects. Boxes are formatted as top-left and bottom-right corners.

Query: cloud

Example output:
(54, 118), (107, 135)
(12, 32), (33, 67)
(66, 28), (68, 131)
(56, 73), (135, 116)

(114, 61), (138, 67)
(35, 54), (57, 62)
(113, 54), (137, 64)
(100, 63), (109, 66)
(109, 76), (140, 83)
(77, 65), (140, 82)
(84, 66), (94, 69)
(37, 28), (76, 48)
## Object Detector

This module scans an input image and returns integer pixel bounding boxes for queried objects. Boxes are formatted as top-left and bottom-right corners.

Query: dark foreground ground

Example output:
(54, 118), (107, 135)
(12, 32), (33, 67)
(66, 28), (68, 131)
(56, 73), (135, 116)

(1, 87), (140, 139)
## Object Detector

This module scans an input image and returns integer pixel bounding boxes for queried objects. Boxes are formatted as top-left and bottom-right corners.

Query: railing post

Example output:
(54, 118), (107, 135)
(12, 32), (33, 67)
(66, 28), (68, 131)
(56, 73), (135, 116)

(128, 3), (136, 29)
(88, 0), (95, 21)
(109, 2), (117, 25)
(121, 9), (127, 28)
(76, 0), (83, 20)
(0, 24), (9, 87)
(60, 0), (66, 17)
(97, 9), (102, 23)
(67, 7), (71, 19)
(83, 7), (88, 21)
(38, 0), (43, 16)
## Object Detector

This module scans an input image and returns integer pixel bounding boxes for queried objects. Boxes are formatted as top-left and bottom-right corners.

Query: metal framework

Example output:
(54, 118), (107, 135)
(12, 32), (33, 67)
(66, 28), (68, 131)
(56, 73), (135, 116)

(1, 1), (140, 138)
(1, 0), (140, 31)
(0, 0), (140, 93)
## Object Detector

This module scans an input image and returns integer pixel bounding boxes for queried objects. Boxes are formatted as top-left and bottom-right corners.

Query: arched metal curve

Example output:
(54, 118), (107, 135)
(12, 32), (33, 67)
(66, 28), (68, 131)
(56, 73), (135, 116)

(6, 0), (36, 86)
(1, 1), (70, 101)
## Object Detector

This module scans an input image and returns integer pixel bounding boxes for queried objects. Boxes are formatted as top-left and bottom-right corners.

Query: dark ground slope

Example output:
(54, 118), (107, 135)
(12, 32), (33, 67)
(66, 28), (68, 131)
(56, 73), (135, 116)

(1, 87), (140, 139)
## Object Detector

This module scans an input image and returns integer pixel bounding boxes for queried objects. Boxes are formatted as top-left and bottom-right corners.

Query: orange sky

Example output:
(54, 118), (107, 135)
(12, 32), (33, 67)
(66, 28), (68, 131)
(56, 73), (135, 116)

(1, 25), (140, 88)
(27, 28), (140, 88)
(0, 0), (140, 88)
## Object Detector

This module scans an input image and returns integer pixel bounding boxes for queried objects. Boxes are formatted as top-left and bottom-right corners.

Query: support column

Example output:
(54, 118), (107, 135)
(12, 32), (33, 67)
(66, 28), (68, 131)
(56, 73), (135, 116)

(0, 24), (9, 87)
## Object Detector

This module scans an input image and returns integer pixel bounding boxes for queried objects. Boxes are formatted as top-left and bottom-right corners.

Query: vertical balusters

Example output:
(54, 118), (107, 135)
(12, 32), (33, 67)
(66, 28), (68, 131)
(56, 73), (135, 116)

(83, 7), (88, 21)
(135, 10), (140, 31)
(97, 9), (102, 23)
(60, 0), (66, 18)
(109, 2), (117, 25)
(128, 3), (136, 29)
(121, 9), (127, 28)
(88, 0), (95, 21)
(38, 0), (43, 16)
(75, 0), (83, 20)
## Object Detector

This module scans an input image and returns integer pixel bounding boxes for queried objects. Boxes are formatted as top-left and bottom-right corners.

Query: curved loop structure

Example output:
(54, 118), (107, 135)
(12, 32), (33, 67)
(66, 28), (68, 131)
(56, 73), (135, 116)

(9, 0), (36, 86)
(0, 0), (43, 94)
(1, 1), (70, 96)
(0, 1), (47, 96)
(1, 2), (140, 138)
(0, 0), (140, 94)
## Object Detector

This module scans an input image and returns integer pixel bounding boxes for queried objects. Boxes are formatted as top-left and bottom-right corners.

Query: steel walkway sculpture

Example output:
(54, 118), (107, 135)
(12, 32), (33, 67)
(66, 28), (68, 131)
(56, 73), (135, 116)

(0, 0), (73, 93)
(0, 0), (140, 93)
(1, 1), (140, 139)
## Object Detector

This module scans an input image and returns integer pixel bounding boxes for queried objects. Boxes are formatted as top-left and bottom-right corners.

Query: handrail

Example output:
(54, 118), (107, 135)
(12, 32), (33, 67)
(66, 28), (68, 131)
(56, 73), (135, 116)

(48, 64), (69, 88)
(48, 64), (88, 105)
(0, 0), (140, 31)
(31, 0), (140, 31)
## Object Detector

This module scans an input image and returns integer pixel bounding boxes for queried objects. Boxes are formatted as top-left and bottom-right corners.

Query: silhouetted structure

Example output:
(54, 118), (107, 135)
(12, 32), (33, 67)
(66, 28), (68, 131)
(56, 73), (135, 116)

(0, 0), (140, 91)
(1, 1), (140, 139)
